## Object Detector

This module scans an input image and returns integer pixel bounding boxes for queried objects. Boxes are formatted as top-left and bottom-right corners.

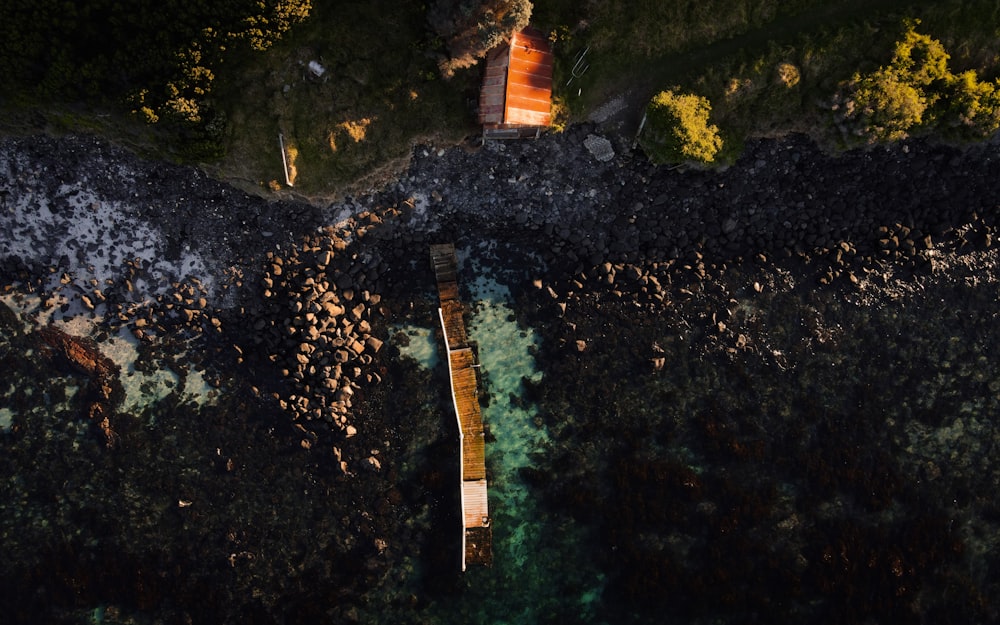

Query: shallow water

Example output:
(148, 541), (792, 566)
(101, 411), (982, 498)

(3, 238), (1000, 625)
(461, 277), (604, 624)
(1, 293), (218, 417)
(382, 268), (607, 625)
(513, 267), (1000, 624)
(2, 222), (1000, 624)
(391, 324), (439, 370)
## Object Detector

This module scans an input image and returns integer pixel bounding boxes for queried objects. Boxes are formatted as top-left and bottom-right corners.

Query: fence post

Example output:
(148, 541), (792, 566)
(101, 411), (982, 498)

(278, 133), (293, 187)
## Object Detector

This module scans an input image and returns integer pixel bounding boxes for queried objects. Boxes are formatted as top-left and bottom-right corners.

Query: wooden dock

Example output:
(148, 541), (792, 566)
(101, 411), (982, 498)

(430, 243), (492, 570)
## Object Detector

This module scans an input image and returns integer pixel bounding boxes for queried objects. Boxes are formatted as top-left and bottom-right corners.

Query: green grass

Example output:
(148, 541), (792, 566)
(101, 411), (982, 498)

(4, 0), (999, 192)
(189, 0), (1000, 187)
(535, 0), (1000, 162)
(208, 0), (867, 191)
(533, 0), (831, 116)
(210, 1), (475, 198)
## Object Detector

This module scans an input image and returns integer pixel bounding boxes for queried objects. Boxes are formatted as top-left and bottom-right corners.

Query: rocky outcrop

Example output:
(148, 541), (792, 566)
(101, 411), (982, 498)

(35, 325), (123, 447)
(2, 120), (1000, 625)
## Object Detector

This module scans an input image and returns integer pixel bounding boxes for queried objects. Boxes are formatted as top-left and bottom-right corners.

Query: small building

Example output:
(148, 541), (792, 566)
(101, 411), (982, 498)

(478, 27), (553, 139)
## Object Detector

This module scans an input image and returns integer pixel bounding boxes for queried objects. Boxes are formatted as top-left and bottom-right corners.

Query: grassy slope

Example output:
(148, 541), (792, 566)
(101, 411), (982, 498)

(210, 0), (999, 196)
(4, 1), (996, 196)
(212, 0), (841, 195)
(210, 1), (476, 198)
(533, 0), (1000, 158)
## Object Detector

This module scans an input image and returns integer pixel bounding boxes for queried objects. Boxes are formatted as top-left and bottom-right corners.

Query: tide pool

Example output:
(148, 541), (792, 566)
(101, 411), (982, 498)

(391, 324), (439, 370)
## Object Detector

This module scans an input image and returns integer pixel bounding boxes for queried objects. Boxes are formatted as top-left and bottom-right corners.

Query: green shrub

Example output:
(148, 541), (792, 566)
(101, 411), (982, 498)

(0, 0), (312, 130)
(834, 25), (949, 142)
(946, 70), (1000, 137)
(834, 21), (1000, 143)
(842, 69), (931, 141)
(641, 90), (724, 165)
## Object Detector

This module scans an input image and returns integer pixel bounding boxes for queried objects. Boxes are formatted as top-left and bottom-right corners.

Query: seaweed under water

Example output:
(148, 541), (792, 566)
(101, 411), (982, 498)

(526, 266), (1000, 625)
(2, 243), (1000, 625)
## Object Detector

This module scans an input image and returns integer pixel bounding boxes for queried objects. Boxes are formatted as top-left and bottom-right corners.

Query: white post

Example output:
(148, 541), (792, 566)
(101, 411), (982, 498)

(633, 112), (648, 150)
(278, 133), (293, 187)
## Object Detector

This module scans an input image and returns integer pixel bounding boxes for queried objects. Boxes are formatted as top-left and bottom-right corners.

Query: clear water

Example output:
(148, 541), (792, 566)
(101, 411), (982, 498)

(3, 185), (999, 623)
(0, 293), (217, 420)
(0, 407), (12, 431)
(411, 272), (606, 624)
(391, 324), (440, 370)
(103, 330), (182, 418)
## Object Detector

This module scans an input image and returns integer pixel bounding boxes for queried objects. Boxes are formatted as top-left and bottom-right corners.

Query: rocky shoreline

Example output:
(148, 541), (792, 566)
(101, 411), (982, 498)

(1, 127), (1000, 623)
(4, 128), (1000, 339)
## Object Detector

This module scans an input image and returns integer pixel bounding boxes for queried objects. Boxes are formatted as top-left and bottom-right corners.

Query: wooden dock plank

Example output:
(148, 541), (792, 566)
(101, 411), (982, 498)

(462, 480), (489, 526)
(463, 437), (486, 480)
(431, 244), (493, 570)
(465, 526), (493, 567)
(430, 244), (458, 285)
(437, 281), (460, 304)
(441, 300), (467, 348)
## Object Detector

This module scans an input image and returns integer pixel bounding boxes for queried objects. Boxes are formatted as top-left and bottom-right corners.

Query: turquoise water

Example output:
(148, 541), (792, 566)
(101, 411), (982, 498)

(391, 324), (440, 370)
(417, 271), (605, 624)
(5, 250), (999, 623)
(11, 232), (997, 623)
(383, 265), (605, 624)
(0, 293), (219, 418)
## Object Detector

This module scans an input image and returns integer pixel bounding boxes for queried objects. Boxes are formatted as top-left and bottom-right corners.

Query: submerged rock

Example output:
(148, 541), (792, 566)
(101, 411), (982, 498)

(35, 325), (123, 447)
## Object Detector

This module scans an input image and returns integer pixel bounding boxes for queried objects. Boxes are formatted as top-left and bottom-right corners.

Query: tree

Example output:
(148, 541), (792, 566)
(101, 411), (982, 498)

(237, 0), (314, 51)
(427, 0), (532, 77)
(889, 26), (949, 87)
(641, 90), (723, 165)
(844, 69), (929, 142)
(0, 0), (312, 128)
(835, 23), (1000, 143)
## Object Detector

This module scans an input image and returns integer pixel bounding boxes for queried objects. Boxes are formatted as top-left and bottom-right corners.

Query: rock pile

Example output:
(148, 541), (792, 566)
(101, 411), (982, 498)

(112, 270), (230, 342)
(584, 134), (615, 162)
(245, 226), (388, 437)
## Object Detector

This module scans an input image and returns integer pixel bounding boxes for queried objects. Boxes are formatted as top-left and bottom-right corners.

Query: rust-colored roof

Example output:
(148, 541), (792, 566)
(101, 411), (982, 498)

(478, 27), (553, 128)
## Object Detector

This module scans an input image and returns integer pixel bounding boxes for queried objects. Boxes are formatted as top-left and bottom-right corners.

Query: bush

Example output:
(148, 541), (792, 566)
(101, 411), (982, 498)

(843, 69), (930, 141)
(946, 70), (1000, 137)
(834, 21), (1000, 143)
(834, 25), (949, 142)
(641, 90), (724, 165)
